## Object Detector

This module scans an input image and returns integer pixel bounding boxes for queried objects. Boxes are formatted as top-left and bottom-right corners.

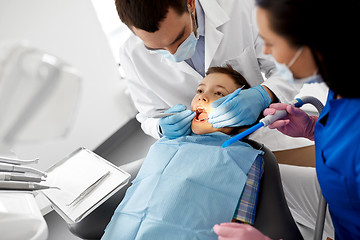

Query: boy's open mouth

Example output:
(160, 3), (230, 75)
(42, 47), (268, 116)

(195, 107), (208, 122)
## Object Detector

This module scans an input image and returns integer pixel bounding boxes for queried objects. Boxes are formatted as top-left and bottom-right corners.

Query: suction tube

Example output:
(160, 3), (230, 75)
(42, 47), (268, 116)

(291, 96), (324, 113)
(222, 122), (264, 148)
(222, 96), (324, 148)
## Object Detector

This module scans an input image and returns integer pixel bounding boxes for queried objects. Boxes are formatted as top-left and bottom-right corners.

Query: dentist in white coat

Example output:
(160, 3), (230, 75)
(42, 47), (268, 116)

(115, 0), (300, 141)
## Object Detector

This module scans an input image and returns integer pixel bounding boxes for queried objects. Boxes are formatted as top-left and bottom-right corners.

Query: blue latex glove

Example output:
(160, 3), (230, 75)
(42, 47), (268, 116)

(208, 85), (271, 128)
(159, 104), (196, 139)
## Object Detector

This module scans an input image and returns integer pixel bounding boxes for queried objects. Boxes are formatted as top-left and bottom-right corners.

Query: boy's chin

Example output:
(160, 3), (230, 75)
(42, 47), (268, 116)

(191, 125), (234, 136)
(191, 126), (216, 135)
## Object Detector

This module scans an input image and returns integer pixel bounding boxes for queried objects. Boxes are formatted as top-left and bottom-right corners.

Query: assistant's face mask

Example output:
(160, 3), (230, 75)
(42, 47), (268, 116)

(154, 12), (198, 63)
(274, 47), (322, 85)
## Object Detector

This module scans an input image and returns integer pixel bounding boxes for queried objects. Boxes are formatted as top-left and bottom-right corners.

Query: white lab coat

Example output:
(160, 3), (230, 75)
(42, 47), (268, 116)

(120, 0), (300, 139)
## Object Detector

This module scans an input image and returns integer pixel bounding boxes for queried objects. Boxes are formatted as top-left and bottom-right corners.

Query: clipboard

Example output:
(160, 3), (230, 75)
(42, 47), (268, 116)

(42, 147), (130, 223)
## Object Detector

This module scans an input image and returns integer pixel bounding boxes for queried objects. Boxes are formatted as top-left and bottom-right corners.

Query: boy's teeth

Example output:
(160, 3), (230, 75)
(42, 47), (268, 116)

(195, 118), (208, 122)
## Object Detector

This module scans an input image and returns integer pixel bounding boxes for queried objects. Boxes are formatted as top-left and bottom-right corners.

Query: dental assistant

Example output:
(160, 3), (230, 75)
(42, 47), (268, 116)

(115, 0), (300, 140)
(214, 0), (360, 239)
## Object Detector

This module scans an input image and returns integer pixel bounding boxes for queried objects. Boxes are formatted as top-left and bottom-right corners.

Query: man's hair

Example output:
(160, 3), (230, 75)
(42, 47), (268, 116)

(206, 64), (251, 89)
(115, 0), (188, 32)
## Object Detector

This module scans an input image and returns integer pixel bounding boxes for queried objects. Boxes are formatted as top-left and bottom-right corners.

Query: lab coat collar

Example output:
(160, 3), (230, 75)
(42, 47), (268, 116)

(200, 0), (231, 70)
(200, 0), (230, 29)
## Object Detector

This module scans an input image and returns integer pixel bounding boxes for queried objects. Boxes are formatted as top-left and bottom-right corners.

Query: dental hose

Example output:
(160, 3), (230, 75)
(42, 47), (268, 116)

(291, 96), (324, 113)
(222, 96), (324, 148)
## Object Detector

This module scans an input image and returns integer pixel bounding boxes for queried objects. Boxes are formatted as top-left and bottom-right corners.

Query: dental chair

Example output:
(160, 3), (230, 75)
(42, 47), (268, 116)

(245, 139), (303, 240)
(68, 139), (303, 240)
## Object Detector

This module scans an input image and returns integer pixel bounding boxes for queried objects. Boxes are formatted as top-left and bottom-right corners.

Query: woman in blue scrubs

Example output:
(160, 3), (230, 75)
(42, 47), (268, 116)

(213, 0), (360, 239)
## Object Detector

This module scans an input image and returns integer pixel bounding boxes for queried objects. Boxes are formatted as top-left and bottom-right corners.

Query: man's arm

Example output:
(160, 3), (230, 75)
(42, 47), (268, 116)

(263, 85), (278, 103)
(120, 38), (169, 139)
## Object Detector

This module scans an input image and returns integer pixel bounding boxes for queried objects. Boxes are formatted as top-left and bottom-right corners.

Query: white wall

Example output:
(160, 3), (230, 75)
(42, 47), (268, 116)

(0, 0), (137, 170)
(91, 0), (132, 64)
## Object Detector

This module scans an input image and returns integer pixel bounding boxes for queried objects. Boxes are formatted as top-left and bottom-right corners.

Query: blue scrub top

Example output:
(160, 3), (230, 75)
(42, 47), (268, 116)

(315, 90), (360, 239)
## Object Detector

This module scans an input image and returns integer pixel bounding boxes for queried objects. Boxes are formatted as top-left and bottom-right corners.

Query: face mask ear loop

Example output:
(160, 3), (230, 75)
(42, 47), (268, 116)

(288, 46), (304, 68)
(188, 7), (198, 39)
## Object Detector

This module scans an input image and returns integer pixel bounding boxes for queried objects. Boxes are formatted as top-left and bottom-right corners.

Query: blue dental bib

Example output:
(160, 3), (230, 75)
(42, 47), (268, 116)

(102, 132), (263, 240)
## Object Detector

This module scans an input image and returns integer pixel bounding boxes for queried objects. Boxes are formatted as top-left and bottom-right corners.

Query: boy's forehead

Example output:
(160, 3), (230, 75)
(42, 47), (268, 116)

(202, 72), (233, 85)
(200, 73), (240, 93)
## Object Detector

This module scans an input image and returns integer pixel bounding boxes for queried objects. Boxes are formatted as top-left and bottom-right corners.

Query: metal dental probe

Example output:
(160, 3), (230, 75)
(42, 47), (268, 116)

(0, 162), (47, 177)
(0, 181), (59, 191)
(150, 112), (179, 118)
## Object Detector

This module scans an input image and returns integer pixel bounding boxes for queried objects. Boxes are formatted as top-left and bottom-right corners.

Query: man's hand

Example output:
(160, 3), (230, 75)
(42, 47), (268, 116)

(159, 104), (196, 139)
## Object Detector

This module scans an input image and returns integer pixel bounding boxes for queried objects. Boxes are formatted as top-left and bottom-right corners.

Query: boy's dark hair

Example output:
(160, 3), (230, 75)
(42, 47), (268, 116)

(206, 64), (251, 89)
(115, 0), (188, 32)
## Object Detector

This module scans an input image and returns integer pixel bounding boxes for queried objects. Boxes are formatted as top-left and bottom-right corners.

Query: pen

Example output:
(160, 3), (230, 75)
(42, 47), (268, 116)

(0, 162), (47, 177)
(0, 156), (39, 165)
(0, 181), (59, 191)
(0, 173), (44, 183)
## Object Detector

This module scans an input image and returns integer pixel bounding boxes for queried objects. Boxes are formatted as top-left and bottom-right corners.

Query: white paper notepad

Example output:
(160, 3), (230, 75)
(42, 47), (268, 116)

(42, 147), (130, 223)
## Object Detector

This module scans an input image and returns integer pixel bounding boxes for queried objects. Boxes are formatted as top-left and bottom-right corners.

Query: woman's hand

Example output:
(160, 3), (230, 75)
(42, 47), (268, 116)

(213, 223), (271, 240)
(263, 103), (317, 140)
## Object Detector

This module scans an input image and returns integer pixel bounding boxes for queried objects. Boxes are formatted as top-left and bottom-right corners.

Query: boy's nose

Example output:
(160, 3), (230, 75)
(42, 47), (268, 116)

(199, 95), (208, 102)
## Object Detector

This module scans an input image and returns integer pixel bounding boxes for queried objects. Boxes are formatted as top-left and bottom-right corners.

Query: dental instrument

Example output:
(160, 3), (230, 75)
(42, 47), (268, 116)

(220, 85), (245, 105)
(222, 96), (324, 148)
(195, 85), (246, 122)
(150, 112), (179, 118)
(66, 171), (111, 207)
(0, 181), (59, 191)
(0, 173), (44, 183)
(0, 156), (39, 165)
(0, 162), (47, 177)
(152, 86), (245, 120)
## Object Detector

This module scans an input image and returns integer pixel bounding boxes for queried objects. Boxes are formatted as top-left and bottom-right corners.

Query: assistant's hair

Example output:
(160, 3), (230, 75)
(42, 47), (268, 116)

(255, 0), (360, 98)
(115, 0), (188, 32)
(206, 64), (251, 89)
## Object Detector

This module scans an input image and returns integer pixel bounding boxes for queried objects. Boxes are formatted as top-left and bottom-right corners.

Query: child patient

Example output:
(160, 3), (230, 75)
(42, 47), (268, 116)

(101, 65), (264, 240)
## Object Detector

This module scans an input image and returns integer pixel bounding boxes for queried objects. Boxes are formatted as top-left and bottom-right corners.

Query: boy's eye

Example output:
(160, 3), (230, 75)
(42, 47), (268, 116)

(215, 92), (225, 97)
(197, 89), (203, 94)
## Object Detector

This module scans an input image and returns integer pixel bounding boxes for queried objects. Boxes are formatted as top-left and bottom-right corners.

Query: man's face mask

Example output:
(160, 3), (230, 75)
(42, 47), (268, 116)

(274, 47), (322, 85)
(154, 12), (198, 63)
